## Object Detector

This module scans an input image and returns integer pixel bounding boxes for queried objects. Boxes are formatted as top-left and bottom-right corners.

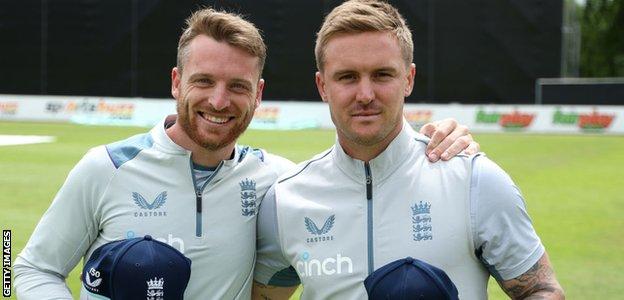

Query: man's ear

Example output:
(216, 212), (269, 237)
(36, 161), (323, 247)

(315, 71), (328, 103)
(405, 63), (416, 96)
(171, 67), (181, 99)
(255, 78), (265, 107)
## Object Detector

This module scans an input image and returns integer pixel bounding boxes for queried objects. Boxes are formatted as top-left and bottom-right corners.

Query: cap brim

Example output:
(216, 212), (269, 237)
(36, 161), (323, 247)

(80, 285), (111, 300)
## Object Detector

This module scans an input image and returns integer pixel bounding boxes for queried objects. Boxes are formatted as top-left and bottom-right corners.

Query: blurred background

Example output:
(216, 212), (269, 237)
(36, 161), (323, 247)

(1, 1), (623, 299)
(1, 0), (622, 104)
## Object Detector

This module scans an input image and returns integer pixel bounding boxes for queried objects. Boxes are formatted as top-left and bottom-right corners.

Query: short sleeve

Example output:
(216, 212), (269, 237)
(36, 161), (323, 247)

(471, 155), (545, 281)
(254, 184), (300, 286)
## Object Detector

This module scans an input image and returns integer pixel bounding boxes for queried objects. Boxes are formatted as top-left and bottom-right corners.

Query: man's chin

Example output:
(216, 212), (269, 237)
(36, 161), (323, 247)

(194, 128), (246, 151)
(187, 117), (251, 151)
(344, 131), (386, 147)
(197, 137), (233, 151)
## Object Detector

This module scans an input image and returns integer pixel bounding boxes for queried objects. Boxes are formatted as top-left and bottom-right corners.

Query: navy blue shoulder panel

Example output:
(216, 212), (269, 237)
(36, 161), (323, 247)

(238, 146), (250, 162)
(251, 148), (265, 162)
(237, 145), (265, 163)
(105, 133), (154, 169)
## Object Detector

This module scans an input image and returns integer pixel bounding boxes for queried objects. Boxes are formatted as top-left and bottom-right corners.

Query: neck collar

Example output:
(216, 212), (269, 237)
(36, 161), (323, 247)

(332, 119), (421, 184)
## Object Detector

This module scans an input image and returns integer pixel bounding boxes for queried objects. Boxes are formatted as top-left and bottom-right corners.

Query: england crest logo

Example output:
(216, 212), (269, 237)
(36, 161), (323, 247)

(146, 277), (164, 300)
(240, 178), (257, 216)
(411, 201), (433, 241)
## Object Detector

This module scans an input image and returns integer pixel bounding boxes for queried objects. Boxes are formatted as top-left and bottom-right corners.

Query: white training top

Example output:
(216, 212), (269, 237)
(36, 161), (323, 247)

(14, 116), (294, 300)
(255, 121), (544, 300)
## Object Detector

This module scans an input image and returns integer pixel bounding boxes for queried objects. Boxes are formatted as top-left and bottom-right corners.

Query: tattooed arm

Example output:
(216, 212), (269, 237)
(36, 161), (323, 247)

(498, 253), (564, 299)
(252, 281), (298, 300)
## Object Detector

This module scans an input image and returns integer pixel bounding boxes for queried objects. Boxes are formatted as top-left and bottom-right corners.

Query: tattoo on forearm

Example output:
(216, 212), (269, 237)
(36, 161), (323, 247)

(254, 283), (276, 300)
(256, 283), (276, 289)
(500, 256), (564, 299)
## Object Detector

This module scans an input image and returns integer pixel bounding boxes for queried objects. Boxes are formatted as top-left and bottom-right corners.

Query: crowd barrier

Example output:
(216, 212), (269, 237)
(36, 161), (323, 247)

(1, 94), (622, 134)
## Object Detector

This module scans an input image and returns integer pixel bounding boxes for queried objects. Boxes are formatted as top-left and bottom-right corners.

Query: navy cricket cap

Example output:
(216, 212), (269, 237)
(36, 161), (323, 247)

(364, 257), (459, 300)
(81, 235), (191, 300)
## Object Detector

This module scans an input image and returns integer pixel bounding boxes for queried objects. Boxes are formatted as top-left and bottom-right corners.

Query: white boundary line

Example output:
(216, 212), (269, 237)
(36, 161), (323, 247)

(0, 135), (56, 146)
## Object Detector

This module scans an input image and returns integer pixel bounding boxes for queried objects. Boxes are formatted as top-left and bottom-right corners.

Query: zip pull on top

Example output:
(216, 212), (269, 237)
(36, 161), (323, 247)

(364, 162), (374, 275)
(195, 191), (202, 237)
(365, 162), (373, 200)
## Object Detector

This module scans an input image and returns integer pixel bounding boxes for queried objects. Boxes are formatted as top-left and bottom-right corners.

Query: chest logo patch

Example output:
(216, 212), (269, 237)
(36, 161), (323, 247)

(305, 215), (335, 243)
(133, 191), (167, 209)
(411, 201), (433, 241)
(132, 191), (168, 217)
(240, 178), (257, 216)
(296, 252), (353, 277)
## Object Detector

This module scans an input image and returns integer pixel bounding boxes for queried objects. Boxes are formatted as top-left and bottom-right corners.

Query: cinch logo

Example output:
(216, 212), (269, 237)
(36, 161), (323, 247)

(553, 108), (615, 131)
(304, 215), (335, 243)
(126, 231), (185, 254)
(296, 252), (353, 277)
(476, 108), (535, 129)
(133, 191), (168, 217)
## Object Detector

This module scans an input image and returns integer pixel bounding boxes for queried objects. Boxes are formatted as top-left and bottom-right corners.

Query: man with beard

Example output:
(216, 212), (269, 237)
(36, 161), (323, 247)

(14, 7), (478, 300)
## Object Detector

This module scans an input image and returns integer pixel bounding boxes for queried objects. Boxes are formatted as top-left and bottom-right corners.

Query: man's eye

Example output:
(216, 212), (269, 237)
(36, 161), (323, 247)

(195, 78), (213, 85)
(339, 74), (356, 81)
(231, 83), (250, 93)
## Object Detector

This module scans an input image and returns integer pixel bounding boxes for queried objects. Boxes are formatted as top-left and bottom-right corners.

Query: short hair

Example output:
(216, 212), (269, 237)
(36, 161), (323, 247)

(177, 8), (266, 77)
(315, 0), (413, 71)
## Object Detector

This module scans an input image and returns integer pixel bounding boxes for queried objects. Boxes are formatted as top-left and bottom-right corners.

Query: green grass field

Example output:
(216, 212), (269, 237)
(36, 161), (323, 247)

(1, 121), (623, 299)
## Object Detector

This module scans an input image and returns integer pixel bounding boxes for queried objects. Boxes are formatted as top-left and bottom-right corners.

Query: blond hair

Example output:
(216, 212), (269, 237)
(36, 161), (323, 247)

(315, 0), (413, 71)
(177, 8), (266, 76)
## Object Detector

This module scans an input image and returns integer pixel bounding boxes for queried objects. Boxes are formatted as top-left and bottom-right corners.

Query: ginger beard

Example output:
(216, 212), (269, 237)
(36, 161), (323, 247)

(176, 93), (256, 151)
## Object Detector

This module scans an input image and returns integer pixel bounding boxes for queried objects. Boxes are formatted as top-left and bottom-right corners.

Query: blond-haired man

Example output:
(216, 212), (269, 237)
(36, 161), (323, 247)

(254, 1), (564, 299)
(14, 6), (476, 299)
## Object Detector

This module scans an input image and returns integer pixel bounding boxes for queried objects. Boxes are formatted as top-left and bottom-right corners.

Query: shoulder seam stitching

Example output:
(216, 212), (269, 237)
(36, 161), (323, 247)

(278, 148), (333, 184)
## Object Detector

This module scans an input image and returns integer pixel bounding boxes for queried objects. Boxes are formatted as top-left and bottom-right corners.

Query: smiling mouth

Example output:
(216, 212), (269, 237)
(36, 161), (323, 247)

(197, 111), (232, 124)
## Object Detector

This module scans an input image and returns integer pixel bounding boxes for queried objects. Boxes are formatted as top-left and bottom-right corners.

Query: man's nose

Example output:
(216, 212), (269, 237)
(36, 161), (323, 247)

(209, 84), (230, 111)
(355, 78), (375, 104)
